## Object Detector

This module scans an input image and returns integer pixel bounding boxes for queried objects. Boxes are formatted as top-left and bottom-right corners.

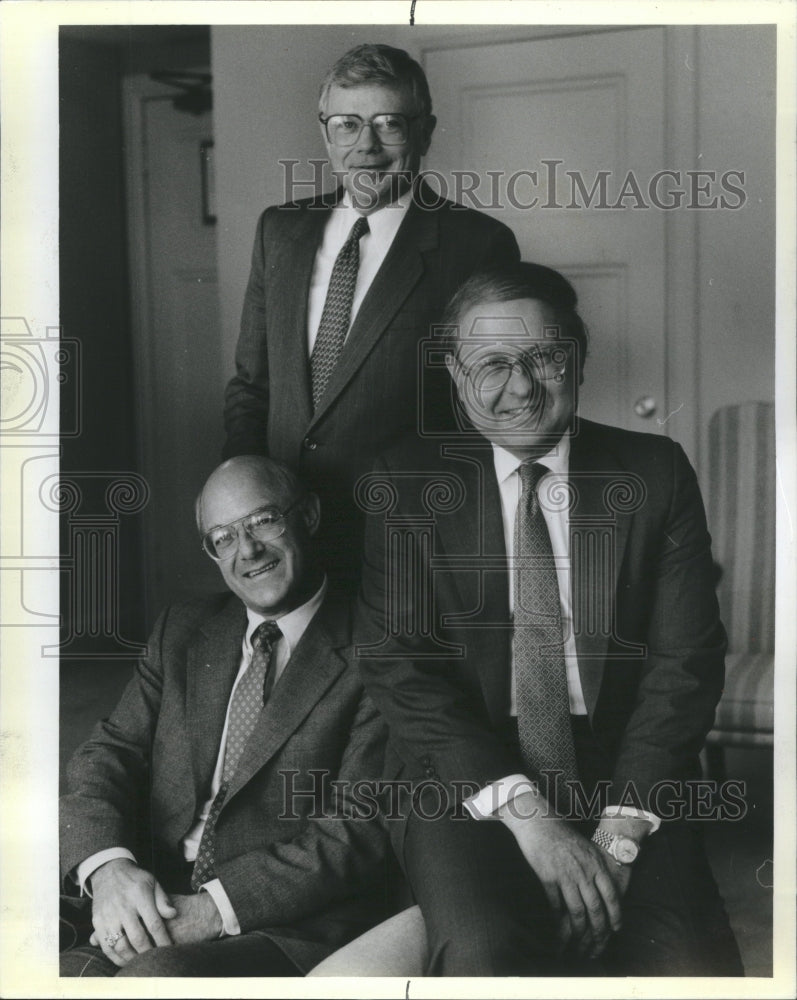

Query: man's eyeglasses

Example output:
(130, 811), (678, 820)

(318, 112), (419, 147)
(201, 499), (303, 561)
(455, 343), (573, 393)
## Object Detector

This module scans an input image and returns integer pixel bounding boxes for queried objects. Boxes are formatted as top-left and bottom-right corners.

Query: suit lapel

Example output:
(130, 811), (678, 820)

(270, 196), (337, 429)
(308, 185), (439, 428)
(433, 444), (512, 724)
(225, 597), (349, 801)
(568, 421), (635, 717)
(186, 597), (248, 797)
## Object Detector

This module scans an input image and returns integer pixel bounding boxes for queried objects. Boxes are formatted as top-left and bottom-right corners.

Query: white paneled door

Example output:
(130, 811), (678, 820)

(424, 28), (668, 432)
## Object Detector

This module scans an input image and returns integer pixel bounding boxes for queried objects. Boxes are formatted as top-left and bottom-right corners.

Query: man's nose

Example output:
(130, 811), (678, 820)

(355, 121), (382, 151)
(503, 361), (538, 398)
(237, 528), (265, 559)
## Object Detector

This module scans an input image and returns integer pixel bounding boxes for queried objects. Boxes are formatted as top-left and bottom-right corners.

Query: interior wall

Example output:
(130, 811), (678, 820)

(211, 24), (776, 484)
(59, 27), (213, 641)
(59, 35), (144, 640)
(695, 26), (776, 474)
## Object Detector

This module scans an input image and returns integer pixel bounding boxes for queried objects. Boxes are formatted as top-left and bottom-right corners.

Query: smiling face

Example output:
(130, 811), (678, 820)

(198, 459), (321, 618)
(320, 82), (435, 212)
(447, 297), (580, 459)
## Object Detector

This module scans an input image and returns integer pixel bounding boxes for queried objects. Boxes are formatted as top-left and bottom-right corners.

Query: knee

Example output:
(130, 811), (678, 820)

(426, 909), (554, 976)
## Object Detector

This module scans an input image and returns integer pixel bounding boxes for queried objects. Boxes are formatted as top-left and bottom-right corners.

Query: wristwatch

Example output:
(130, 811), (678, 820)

(591, 827), (640, 865)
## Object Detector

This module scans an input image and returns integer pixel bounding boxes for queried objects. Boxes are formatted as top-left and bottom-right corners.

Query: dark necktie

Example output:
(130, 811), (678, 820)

(310, 214), (369, 409)
(513, 461), (579, 798)
(191, 620), (281, 890)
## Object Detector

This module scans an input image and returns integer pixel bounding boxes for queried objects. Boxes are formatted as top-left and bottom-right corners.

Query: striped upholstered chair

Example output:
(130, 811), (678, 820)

(704, 401), (775, 773)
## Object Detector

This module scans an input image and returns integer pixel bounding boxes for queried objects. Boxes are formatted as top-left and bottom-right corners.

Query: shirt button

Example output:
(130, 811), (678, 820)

(303, 437), (317, 450)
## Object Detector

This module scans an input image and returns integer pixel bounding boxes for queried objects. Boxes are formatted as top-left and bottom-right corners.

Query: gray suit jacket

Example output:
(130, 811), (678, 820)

(60, 592), (390, 970)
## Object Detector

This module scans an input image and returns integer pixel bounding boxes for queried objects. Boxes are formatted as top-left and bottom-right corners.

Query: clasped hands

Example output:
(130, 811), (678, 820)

(499, 790), (634, 962)
(88, 859), (223, 968)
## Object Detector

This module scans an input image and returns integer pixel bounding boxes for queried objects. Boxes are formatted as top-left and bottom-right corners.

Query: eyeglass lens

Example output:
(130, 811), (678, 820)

(469, 345), (571, 390)
(205, 508), (287, 559)
(325, 114), (409, 146)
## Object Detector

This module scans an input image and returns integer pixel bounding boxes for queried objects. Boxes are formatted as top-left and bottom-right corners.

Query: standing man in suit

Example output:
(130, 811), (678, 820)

(222, 43), (520, 591)
(60, 456), (389, 977)
(355, 263), (743, 976)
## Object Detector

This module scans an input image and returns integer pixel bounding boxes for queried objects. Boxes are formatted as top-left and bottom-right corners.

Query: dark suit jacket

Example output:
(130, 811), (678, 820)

(60, 592), (390, 971)
(356, 419), (726, 839)
(222, 182), (520, 582)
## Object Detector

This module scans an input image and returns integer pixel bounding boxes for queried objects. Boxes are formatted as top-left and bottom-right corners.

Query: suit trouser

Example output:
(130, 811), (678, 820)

(59, 921), (301, 977)
(59, 859), (302, 978)
(402, 719), (744, 977)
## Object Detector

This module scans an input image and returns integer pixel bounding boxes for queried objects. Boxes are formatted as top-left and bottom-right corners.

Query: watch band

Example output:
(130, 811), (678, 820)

(591, 828), (617, 855)
(591, 828), (639, 865)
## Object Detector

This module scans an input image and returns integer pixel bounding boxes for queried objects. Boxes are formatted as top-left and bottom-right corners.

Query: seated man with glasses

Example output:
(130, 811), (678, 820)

(336, 262), (743, 977)
(223, 42), (520, 594)
(60, 455), (390, 977)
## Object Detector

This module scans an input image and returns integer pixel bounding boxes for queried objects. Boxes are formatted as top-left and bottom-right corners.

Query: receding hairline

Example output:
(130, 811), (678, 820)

(440, 267), (589, 365)
(195, 456), (304, 535)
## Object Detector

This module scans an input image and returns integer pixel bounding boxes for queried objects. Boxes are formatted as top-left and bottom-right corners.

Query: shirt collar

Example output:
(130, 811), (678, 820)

(339, 188), (412, 244)
(492, 435), (571, 486)
(244, 576), (328, 658)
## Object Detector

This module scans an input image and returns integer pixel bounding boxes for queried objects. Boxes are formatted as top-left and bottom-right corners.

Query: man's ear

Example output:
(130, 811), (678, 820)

(444, 350), (461, 384)
(301, 493), (322, 536)
(419, 114), (437, 156)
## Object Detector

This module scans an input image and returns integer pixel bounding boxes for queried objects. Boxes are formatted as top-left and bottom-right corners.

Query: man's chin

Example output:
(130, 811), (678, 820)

(345, 171), (411, 211)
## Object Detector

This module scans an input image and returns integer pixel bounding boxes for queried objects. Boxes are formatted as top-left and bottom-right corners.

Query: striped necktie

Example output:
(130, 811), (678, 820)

(310, 214), (369, 409)
(513, 461), (579, 802)
(191, 620), (281, 889)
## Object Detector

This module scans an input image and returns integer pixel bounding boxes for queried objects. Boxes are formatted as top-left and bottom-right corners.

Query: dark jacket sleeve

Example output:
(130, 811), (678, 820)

(59, 608), (171, 884)
(222, 208), (274, 459)
(607, 441), (726, 808)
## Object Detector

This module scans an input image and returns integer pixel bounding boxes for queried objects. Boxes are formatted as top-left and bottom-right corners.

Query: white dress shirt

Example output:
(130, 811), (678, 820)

(75, 579), (328, 936)
(306, 190), (412, 355)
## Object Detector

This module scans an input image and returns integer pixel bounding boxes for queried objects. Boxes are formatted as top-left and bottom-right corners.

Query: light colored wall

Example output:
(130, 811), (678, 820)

(695, 26), (776, 474)
(211, 24), (600, 376)
(210, 24), (775, 481)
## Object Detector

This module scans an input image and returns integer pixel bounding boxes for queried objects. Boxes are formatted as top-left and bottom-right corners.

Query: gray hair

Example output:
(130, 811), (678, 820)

(318, 43), (433, 117)
(440, 262), (589, 369)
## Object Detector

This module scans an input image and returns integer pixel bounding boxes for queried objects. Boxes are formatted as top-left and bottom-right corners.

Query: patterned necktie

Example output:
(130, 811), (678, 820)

(191, 620), (281, 890)
(310, 214), (370, 409)
(513, 461), (579, 800)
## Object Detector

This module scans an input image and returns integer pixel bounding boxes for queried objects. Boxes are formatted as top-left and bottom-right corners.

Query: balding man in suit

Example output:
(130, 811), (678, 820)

(60, 456), (389, 976)
(223, 43), (520, 592)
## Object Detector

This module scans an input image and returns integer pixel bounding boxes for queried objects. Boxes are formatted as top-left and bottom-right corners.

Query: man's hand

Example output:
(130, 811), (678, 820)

(165, 893), (224, 946)
(88, 858), (176, 968)
(499, 791), (632, 960)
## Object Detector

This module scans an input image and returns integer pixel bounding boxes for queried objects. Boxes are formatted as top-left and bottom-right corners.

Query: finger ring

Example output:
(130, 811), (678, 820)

(104, 931), (124, 949)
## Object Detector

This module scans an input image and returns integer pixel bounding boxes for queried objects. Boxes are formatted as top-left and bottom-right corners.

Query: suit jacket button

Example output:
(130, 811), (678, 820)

(303, 437), (317, 450)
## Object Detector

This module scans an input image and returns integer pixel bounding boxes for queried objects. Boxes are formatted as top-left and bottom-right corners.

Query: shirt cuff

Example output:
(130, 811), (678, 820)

(464, 774), (536, 819)
(199, 879), (240, 937)
(600, 805), (661, 834)
(74, 848), (136, 896)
